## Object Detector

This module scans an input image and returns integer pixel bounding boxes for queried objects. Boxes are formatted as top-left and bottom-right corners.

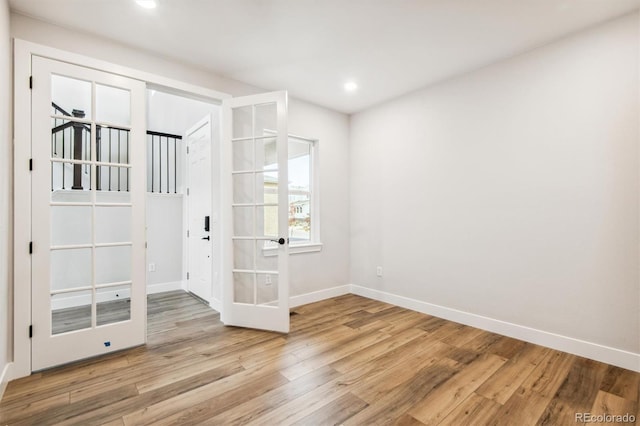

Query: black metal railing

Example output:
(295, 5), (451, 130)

(97, 125), (130, 192)
(148, 131), (181, 194)
(51, 103), (91, 191)
(51, 103), (181, 193)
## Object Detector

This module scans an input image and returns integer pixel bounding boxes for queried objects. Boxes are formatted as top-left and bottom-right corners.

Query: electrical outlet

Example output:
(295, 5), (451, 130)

(376, 266), (383, 277)
(149, 263), (156, 272)
(265, 274), (272, 285)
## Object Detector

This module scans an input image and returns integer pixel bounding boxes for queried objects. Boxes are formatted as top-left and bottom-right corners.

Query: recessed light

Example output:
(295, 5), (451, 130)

(344, 81), (358, 92)
(136, 0), (157, 9)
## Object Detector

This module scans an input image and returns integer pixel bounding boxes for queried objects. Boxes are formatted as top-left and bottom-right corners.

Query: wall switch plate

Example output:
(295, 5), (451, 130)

(265, 274), (272, 285)
(149, 263), (156, 272)
(376, 266), (383, 277)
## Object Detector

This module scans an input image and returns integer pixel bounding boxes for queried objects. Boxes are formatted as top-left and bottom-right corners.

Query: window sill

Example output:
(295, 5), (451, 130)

(263, 242), (323, 256)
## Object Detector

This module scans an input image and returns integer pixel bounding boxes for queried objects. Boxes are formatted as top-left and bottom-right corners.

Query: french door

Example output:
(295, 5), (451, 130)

(221, 91), (290, 333)
(31, 56), (146, 370)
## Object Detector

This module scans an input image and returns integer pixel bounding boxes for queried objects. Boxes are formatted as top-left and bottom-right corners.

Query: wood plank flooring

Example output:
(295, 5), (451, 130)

(2, 291), (639, 425)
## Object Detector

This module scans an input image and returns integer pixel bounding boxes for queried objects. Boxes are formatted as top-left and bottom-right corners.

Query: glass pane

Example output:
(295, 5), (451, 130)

(51, 118), (91, 163)
(289, 140), (311, 188)
(51, 160), (92, 192)
(232, 106), (253, 139)
(98, 127), (130, 165)
(51, 206), (92, 246)
(233, 206), (254, 237)
(51, 74), (92, 119)
(257, 273), (278, 306)
(96, 245), (131, 284)
(97, 166), (130, 193)
(51, 248), (91, 291)
(289, 194), (311, 242)
(96, 191), (130, 204)
(254, 103), (277, 136)
(253, 172), (268, 205)
(233, 239), (254, 271)
(51, 290), (92, 335)
(256, 244), (277, 271)
(259, 206), (278, 238)
(97, 285), (131, 326)
(51, 188), (91, 203)
(263, 171), (278, 203)
(233, 173), (255, 204)
(233, 139), (254, 171)
(289, 139), (312, 242)
(96, 84), (131, 126)
(96, 206), (131, 244)
(233, 272), (254, 304)
(259, 137), (278, 171)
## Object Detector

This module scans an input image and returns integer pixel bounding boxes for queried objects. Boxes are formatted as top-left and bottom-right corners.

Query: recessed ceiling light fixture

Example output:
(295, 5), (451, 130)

(136, 0), (157, 9)
(344, 81), (358, 92)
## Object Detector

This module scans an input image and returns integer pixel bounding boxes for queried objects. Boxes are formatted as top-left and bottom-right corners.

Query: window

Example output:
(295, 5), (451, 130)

(263, 134), (321, 254)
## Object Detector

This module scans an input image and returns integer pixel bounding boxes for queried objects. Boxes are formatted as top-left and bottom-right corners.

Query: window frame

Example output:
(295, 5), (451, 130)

(264, 132), (321, 256)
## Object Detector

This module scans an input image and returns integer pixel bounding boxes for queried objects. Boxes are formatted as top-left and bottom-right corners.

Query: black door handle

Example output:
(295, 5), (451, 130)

(202, 236), (210, 240)
(270, 237), (286, 245)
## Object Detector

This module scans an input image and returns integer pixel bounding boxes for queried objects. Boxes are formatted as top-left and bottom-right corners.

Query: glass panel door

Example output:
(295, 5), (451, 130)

(31, 56), (146, 371)
(222, 91), (289, 333)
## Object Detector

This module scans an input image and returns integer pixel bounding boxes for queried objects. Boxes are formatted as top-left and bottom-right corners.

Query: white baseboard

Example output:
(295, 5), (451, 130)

(0, 362), (12, 402)
(147, 281), (183, 295)
(350, 284), (640, 373)
(290, 285), (351, 308)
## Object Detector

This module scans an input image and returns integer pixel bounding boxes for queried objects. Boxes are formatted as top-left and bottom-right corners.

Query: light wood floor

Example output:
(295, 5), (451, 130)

(1, 291), (639, 425)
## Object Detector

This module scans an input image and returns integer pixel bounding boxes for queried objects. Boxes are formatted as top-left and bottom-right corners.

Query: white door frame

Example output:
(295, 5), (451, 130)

(12, 39), (230, 380)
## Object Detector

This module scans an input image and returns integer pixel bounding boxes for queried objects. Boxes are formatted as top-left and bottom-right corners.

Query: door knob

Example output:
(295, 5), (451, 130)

(270, 237), (286, 245)
(202, 236), (210, 240)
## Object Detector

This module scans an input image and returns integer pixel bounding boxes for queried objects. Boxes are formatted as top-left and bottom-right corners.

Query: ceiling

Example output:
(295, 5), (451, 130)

(9, 0), (640, 114)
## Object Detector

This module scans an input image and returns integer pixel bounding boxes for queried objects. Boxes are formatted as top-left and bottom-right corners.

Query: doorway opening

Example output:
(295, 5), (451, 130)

(145, 88), (222, 323)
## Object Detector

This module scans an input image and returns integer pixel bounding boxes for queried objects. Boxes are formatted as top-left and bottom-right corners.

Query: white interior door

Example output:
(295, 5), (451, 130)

(186, 115), (213, 302)
(222, 91), (289, 333)
(31, 56), (146, 371)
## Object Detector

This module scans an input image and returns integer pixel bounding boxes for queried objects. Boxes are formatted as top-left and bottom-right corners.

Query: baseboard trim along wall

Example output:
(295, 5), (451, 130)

(0, 362), (12, 401)
(290, 285), (352, 308)
(147, 281), (183, 295)
(349, 284), (640, 373)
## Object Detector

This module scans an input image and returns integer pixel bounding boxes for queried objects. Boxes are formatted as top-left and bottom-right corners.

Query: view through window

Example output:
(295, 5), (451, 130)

(264, 135), (316, 244)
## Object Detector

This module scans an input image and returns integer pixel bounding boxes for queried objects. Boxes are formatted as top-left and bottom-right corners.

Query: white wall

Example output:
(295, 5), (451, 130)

(146, 194), (183, 291)
(0, 0), (10, 395)
(10, 14), (351, 298)
(351, 13), (640, 364)
(288, 100), (350, 296)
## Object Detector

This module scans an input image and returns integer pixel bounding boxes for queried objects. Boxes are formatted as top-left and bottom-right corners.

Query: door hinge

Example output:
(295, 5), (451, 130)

(186, 146), (189, 154)
(29, 325), (32, 338)
(29, 158), (33, 171)
(29, 76), (32, 89)
(187, 272), (190, 280)
(187, 230), (190, 238)
(29, 241), (33, 254)
(186, 188), (190, 196)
